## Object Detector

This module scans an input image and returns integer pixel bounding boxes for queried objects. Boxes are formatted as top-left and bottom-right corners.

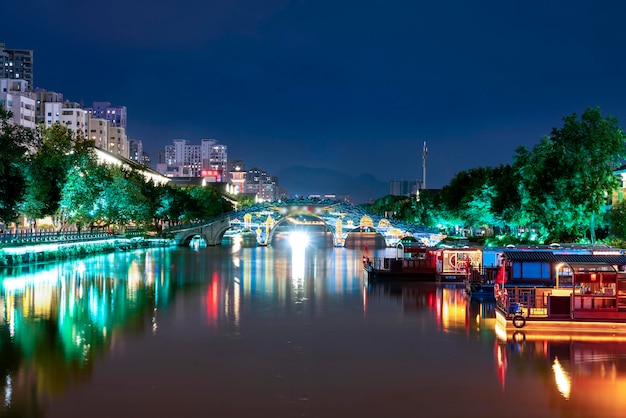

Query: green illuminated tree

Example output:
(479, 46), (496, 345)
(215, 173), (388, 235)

(236, 195), (255, 209)
(0, 108), (33, 224)
(411, 190), (439, 227)
(95, 166), (151, 230)
(515, 107), (626, 242)
(490, 164), (524, 233)
(156, 185), (186, 226)
(59, 155), (109, 230)
(20, 124), (94, 223)
(182, 186), (232, 222)
(140, 180), (168, 232)
(608, 200), (626, 240)
(438, 167), (494, 234)
(368, 195), (413, 221)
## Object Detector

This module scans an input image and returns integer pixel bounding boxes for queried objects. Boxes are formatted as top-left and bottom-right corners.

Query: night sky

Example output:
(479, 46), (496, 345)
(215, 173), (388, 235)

(4, 0), (626, 190)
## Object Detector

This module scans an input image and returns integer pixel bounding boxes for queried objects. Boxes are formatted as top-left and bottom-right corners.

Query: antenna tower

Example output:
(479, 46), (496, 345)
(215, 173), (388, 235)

(422, 141), (427, 190)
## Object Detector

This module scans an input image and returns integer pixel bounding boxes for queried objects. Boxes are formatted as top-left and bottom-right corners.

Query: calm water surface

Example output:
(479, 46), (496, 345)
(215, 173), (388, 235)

(1, 245), (625, 418)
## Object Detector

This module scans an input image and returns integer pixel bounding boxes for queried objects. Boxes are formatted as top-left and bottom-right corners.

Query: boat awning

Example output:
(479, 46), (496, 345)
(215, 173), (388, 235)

(555, 254), (626, 264)
(559, 262), (618, 273)
(503, 251), (626, 265)
(503, 250), (556, 261)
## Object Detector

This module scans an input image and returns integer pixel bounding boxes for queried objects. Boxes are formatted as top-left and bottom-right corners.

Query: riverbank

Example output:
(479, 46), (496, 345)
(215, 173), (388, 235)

(0, 237), (175, 267)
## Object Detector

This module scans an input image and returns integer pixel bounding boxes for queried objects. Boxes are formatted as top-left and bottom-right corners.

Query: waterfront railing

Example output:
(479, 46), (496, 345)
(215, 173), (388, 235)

(0, 230), (116, 246)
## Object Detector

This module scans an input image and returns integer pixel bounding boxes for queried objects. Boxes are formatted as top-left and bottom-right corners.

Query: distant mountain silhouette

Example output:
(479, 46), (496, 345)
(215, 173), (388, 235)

(275, 166), (388, 204)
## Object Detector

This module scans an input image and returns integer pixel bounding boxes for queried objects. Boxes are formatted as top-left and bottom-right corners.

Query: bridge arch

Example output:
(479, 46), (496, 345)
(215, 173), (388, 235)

(170, 216), (232, 246)
(266, 212), (334, 248)
(343, 226), (387, 249)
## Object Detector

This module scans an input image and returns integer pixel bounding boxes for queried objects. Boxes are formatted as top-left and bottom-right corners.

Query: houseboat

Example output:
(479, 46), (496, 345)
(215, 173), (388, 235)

(465, 244), (603, 300)
(494, 248), (626, 337)
(363, 242), (437, 281)
(463, 246), (507, 299)
(434, 246), (483, 282)
(364, 243), (483, 282)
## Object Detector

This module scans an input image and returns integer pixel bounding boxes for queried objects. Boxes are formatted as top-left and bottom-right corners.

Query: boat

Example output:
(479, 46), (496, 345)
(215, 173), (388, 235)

(465, 280), (495, 300)
(493, 247), (626, 336)
(364, 242), (487, 282)
(363, 243), (438, 281)
(363, 261), (436, 281)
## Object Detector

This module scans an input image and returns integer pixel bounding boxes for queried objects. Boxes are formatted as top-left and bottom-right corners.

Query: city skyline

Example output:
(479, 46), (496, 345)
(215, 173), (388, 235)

(3, 1), (626, 189)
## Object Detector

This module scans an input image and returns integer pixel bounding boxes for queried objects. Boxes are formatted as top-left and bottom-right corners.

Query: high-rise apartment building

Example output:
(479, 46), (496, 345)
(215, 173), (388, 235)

(108, 125), (128, 158)
(129, 139), (151, 166)
(244, 167), (278, 201)
(88, 118), (109, 151)
(128, 139), (141, 163)
(43, 102), (89, 137)
(60, 108), (90, 138)
(158, 138), (228, 179)
(0, 43), (34, 90)
(201, 138), (227, 177)
(389, 179), (420, 197)
(0, 78), (36, 128)
(34, 88), (63, 124)
(85, 101), (127, 129)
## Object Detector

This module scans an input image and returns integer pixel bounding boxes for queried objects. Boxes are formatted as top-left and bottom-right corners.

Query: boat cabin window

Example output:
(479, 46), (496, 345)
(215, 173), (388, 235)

(512, 261), (551, 281)
(576, 272), (616, 296)
(406, 252), (426, 260)
(556, 265), (573, 287)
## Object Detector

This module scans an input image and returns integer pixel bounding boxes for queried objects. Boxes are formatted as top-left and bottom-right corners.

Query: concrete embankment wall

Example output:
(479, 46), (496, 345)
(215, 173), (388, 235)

(0, 238), (175, 267)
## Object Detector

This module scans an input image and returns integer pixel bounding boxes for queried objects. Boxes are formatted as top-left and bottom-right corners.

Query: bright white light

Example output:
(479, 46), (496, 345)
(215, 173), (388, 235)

(552, 357), (571, 400)
(289, 232), (309, 248)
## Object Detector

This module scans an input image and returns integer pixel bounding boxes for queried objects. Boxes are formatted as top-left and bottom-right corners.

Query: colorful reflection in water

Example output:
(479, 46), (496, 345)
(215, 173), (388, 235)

(0, 246), (625, 417)
(0, 248), (173, 413)
(497, 335), (626, 417)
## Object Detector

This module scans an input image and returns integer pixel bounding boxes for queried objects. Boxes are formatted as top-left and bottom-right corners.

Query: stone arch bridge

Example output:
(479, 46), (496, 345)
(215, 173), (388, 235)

(166, 215), (232, 246)
(164, 200), (441, 247)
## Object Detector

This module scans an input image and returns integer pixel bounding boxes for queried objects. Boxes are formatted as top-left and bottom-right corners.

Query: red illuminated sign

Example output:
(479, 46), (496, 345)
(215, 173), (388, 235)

(202, 170), (220, 178)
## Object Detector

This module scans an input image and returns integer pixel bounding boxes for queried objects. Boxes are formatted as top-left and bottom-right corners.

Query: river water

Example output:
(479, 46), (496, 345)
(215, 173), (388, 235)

(1, 245), (625, 418)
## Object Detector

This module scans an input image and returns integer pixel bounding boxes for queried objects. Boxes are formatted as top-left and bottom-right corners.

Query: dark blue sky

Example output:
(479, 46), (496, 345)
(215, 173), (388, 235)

(4, 0), (626, 188)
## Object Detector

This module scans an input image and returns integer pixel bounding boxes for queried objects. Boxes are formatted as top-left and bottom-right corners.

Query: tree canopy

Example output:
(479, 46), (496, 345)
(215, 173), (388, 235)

(0, 108), (34, 224)
(369, 107), (626, 245)
(515, 107), (626, 242)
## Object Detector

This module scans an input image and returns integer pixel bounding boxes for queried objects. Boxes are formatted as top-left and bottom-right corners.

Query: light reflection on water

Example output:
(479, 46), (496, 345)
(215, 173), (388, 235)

(0, 246), (625, 417)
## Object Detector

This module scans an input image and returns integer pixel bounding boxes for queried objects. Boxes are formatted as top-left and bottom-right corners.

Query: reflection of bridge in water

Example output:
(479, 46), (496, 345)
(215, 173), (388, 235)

(167, 200), (443, 248)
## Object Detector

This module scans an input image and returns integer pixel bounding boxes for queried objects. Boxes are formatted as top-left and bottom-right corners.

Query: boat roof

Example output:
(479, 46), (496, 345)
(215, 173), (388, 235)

(556, 254), (626, 264)
(503, 250), (626, 265)
(503, 250), (556, 261)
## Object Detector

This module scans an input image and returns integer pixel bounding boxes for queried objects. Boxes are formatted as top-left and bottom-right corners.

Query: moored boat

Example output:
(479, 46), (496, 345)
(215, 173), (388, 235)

(363, 242), (437, 281)
(494, 248), (626, 336)
(465, 280), (495, 300)
(364, 242), (486, 282)
(363, 261), (436, 281)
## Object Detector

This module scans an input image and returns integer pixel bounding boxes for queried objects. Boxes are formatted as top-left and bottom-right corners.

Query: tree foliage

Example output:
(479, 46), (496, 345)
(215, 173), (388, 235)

(608, 200), (626, 240)
(515, 107), (626, 242)
(0, 108), (33, 224)
(20, 124), (95, 221)
(59, 150), (106, 229)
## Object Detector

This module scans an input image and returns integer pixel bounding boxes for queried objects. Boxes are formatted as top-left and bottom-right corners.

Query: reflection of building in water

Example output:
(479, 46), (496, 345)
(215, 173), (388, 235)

(499, 338), (626, 416)
(435, 286), (467, 332)
(365, 283), (497, 337)
(365, 283), (467, 328)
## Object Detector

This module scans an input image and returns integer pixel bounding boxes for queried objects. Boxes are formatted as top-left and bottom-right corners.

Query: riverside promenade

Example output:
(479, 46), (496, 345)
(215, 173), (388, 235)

(0, 229), (173, 267)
